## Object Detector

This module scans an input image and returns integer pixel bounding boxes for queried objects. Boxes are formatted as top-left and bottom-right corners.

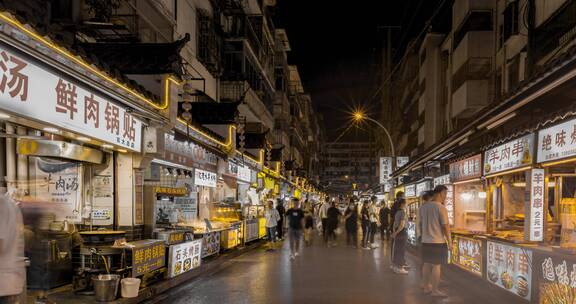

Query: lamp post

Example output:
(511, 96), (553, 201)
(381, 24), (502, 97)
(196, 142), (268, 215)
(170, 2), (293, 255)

(353, 111), (395, 158)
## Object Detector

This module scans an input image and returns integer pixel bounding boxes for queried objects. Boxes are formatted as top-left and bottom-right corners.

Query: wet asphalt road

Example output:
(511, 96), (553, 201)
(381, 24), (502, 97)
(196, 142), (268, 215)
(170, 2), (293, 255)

(146, 233), (524, 304)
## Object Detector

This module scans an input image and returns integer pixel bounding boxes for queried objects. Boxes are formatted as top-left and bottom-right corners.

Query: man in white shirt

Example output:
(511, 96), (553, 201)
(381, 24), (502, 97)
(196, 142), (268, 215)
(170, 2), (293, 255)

(419, 185), (451, 297)
(0, 194), (25, 304)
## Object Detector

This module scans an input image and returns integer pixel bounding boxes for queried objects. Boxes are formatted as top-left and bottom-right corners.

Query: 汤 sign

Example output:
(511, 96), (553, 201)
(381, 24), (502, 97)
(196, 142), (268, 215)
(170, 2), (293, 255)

(0, 43), (142, 151)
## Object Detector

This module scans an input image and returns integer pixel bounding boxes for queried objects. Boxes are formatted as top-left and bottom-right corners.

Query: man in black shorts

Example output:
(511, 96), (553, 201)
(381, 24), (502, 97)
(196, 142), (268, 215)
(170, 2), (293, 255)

(418, 185), (451, 297)
(286, 198), (305, 260)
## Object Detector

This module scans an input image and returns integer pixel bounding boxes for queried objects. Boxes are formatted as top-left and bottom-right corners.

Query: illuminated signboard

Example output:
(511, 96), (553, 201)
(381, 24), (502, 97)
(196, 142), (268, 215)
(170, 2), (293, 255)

(484, 134), (534, 175)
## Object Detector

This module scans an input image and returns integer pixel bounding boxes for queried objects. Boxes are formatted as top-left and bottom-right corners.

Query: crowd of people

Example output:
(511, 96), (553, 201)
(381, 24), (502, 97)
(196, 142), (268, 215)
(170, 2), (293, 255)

(264, 184), (451, 297)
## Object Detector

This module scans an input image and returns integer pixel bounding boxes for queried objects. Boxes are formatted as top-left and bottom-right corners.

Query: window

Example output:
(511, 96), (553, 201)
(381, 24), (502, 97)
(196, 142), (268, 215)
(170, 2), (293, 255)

(503, 1), (519, 42)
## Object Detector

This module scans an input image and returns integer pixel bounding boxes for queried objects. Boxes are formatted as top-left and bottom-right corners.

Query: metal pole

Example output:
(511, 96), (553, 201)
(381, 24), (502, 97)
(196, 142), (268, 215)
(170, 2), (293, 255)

(364, 116), (395, 158)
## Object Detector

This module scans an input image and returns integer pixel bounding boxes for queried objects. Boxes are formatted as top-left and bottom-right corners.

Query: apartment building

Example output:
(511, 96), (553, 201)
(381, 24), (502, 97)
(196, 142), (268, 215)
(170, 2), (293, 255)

(389, 0), (576, 176)
(321, 142), (378, 194)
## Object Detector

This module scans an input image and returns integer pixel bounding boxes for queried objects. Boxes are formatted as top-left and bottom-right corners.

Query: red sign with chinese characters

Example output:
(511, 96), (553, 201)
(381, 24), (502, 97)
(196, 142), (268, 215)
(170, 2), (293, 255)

(449, 154), (482, 182)
(0, 44), (142, 151)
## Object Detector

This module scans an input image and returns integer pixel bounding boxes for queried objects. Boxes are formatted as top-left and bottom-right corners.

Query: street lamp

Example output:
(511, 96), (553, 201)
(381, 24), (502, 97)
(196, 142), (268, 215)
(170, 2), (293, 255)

(352, 110), (395, 157)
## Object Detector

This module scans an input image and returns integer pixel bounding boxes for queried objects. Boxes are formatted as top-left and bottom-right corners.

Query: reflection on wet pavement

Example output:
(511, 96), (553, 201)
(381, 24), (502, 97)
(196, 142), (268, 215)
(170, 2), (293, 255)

(146, 234), (524, 304)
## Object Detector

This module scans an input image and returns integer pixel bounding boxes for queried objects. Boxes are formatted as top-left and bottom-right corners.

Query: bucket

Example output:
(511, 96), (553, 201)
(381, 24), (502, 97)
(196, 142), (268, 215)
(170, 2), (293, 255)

(120, 278), (141, 298)
(92, 274), (120, 302)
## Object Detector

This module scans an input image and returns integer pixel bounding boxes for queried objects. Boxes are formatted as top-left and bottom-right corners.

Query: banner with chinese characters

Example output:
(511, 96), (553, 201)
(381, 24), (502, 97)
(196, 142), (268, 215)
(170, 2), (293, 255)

(416, 180), (431, 197)
(486, 241), (532, 300)
(396, 156), (409, 169)
(131, 240), (165, 277)
(164, 133), (218, 171)
(237, 164), (252, 183)
(537, 118), (576, 163)
(0, 44), (142, 151)
(445, 185), (454, 225)
(526, 169), (545, 242)
(484, 134), (534, 175)
(379, 157), (393, 184)
(174, 195), (198, 221)
(34, 158), (83, 223)
(535, 250), (576, 303)
(91, 155), (114, 226)
(167, 239), (202, 278)
(194, 168), (217, 187)
(405, 184), (416, 198)
(451, 235), (483, 276)
(434, 174), (451, 187)
(449, 154), (482, 182)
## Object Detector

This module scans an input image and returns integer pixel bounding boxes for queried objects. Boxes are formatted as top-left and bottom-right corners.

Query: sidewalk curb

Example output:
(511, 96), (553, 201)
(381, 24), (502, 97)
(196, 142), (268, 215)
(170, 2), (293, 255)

(46, 241), (264, 304)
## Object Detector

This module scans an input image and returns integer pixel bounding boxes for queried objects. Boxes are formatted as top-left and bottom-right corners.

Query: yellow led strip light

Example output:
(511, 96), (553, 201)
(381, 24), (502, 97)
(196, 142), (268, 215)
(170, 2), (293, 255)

(0, 11), (170, 110)
(177, 118), (236, 148)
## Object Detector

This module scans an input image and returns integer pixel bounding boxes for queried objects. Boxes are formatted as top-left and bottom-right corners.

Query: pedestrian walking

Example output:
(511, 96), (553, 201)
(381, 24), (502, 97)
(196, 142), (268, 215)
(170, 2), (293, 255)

(276, 198), (286, 240)
(319, 200), (330, 243)
(420, 185), (451, 297)
(361, 200), (372, 249)
(379, 201), (391, 241)
(304, 204), (314, 246)
(391, 198), (408, 274)
(326, 201), (341, 246)
(368, 197), (379, 247)
(0, 194), (25, 304)
(265, 200), (281, 251)
(344, 199), (358, 247)
(286, 198), (305, 260)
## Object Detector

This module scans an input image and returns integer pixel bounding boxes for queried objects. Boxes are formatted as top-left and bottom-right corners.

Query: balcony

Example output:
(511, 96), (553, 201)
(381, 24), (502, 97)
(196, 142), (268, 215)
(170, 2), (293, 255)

(221, 81), (274, 129)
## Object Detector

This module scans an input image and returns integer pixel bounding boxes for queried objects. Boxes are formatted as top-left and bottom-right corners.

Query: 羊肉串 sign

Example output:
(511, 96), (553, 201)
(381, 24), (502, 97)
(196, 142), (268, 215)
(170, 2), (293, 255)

(483, 134), (534, 175)
(526, 168), (545, 242)
(486, 241), (532, 300)
(0, 44), (142, 151)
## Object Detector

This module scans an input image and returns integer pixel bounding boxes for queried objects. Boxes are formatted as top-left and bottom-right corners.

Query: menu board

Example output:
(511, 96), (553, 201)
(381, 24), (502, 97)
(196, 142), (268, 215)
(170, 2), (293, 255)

(484, 134), (534, 175)
(486, 241), (532, 300)
(535, 251), (576, 303)
(167, 239), (202, 278)
(131, 240), (166, 277)
(451, 236), (483, 276)
(416, 181), (431, 197)
(200, 231), (221, 258)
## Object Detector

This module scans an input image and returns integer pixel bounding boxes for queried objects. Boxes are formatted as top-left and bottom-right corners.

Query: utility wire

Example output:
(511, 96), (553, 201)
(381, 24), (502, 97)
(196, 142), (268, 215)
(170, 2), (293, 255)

(368, 0), (449, 104)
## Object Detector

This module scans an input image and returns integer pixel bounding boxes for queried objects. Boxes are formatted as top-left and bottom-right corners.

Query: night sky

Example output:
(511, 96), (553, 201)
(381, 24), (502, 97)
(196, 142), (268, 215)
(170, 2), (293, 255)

(274, 0), (447, 141)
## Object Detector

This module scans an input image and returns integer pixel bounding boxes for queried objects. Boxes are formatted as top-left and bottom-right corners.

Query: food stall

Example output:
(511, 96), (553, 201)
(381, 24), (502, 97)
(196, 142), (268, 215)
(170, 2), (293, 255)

(449, 154), (486, 234)
(210, 202), (243, 250)
(483, 134), (535, 242)
(243, 205), (265, 242)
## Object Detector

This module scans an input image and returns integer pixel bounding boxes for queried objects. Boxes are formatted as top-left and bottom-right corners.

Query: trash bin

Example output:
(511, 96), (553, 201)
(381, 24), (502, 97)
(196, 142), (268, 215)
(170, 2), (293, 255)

(120, 278), (141, 298)
(92, 274), (120, 302)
